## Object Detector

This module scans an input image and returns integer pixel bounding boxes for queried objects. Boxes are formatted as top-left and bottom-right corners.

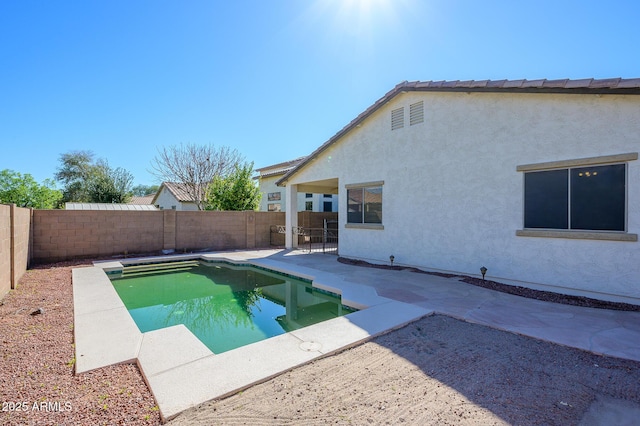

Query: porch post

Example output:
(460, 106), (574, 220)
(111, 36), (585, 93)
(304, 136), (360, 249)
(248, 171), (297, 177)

(285, 184), (298, 249)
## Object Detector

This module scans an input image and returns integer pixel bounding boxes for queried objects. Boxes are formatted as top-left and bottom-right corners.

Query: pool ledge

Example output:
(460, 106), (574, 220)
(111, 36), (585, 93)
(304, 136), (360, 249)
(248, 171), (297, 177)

(75, 254), (432, 421)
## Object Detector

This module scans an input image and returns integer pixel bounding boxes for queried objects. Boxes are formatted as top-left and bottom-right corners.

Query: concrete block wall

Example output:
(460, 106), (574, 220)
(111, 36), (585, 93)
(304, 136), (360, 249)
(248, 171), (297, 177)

(298, 211), (338, 229)
(256, 212), (284, 247)
(0, 205), (10, 298)
(175, 211), (249, 251)
(0, 204), (32, 299)
(12, 205), (31, 287)
(27, 210), (334, 264)
(172, 211), (284, 252)
(32, 210), (164, 263)
(30, 210), (303, 263)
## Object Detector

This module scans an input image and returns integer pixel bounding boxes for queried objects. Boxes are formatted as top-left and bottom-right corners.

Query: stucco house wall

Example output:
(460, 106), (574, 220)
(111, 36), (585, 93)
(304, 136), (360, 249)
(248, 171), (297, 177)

(282, 86), (640, 304)
(154, 186), (199, 211)
(258, 175), (286, 212)
(258, 168), (338, 213)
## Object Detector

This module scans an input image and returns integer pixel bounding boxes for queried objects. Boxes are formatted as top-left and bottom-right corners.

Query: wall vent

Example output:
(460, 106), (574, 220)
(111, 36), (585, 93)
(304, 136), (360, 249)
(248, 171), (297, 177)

(410, 101), (424, 126)
(391, 107), (404, 130)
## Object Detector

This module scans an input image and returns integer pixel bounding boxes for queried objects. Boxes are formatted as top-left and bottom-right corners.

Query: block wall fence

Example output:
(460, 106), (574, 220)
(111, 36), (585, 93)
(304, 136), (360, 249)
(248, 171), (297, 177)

(0, 207), (338, 299)
(29, 209), (337, 264)
(0, 205), (32, 299)
(30, 210), (288, 263)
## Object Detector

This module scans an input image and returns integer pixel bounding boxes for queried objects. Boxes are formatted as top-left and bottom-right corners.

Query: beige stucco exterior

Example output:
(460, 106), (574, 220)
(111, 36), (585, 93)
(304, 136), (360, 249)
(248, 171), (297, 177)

(154, 186), (199, 211)
(258, 174), (337, 213)
(281, 89), (640, 304)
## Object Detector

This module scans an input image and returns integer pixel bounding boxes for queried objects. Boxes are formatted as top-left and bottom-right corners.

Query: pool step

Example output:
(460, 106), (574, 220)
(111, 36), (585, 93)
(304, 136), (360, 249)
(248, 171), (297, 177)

(123, 260), (200, 276)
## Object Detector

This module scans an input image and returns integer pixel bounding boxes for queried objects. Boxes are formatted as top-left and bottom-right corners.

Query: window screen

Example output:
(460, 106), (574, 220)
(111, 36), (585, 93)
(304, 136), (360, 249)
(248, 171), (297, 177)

(347, 186), (382, 224)
(571, 164), (625, 231)
(524, 169), (568, 229)
(524, 164), (626, 231)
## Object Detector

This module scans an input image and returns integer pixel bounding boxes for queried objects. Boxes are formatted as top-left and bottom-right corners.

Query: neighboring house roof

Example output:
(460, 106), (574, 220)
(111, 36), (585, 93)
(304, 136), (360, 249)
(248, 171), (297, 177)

(255, 157), (306, 179)
(151, 182), (202, 205)
(65, 203), (159, 211)
(129, 195), (155, 205)
(277, 77), (640, 186)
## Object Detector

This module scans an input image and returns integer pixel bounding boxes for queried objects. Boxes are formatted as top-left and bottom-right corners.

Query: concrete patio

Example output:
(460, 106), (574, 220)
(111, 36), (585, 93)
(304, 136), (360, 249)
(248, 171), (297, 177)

(73, 249), (640, 422)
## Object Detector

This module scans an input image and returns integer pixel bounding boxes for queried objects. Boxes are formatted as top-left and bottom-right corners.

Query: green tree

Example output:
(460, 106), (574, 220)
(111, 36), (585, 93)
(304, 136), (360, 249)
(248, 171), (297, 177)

(87, 159), (134, 203)
(131, 184), (159, 196)
(55, 150), (95, 202)
(206, 162), (261, 211)
(55, 151), (134, 203)
(0, 169), (63, 209)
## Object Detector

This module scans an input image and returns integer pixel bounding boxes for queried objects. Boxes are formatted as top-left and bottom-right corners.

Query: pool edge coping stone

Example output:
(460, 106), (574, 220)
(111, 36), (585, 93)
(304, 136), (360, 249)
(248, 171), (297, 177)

(77, 251), (433, 422)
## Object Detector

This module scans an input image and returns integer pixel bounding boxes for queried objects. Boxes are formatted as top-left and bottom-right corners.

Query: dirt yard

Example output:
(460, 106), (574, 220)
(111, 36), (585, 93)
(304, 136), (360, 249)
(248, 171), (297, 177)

(1, 261), (639, 425)
(168, 315), (640, 425)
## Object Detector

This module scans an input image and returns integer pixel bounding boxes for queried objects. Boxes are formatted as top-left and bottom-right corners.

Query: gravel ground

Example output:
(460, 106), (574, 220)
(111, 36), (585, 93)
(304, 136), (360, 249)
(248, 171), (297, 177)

(0, 262), (161, 425)
(2, 260), (639, 425)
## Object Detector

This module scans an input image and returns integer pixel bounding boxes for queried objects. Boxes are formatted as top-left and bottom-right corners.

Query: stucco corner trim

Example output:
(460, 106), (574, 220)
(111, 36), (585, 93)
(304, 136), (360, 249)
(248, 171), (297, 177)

(345, 223), (385, 231)
(516, 229), (638, 242)
(516, 152), (638, 172)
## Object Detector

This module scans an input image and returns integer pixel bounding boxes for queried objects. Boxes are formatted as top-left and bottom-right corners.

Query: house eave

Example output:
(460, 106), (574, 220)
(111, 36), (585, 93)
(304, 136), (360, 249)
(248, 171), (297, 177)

(276, 77), (640, 186)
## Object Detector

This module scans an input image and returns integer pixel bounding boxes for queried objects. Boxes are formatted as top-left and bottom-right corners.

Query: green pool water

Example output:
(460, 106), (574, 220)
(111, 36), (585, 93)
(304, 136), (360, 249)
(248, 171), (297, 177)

(110, 262), (355, 354)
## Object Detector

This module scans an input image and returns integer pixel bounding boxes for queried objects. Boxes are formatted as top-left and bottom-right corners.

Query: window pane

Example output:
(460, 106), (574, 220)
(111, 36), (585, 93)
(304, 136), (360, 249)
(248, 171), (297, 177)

(364, 186), (382, 224)
(268, 192), (281, 201)
(305, 201), (313, 211)
(323, 201), (332, 212)
(347, 188), (363, 223)
(571, 164), (625, 231)
(524, 170), (568, 229)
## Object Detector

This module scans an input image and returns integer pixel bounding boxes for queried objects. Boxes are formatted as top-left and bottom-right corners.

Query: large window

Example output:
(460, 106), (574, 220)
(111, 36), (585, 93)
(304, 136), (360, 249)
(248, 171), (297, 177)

(524, 163), (626, 232)
(347, 184), (382, 225)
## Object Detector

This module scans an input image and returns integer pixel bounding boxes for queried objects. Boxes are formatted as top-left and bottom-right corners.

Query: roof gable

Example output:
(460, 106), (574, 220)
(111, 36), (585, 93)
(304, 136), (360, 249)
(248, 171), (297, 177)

(277, 77), (640, 186)
(255, 157), (307, 180)
(151, 182), (202, 204)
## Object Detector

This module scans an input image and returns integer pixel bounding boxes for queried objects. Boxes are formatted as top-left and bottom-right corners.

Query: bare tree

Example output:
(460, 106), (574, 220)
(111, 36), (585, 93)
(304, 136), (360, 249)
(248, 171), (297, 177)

(149, 143), (244, 210)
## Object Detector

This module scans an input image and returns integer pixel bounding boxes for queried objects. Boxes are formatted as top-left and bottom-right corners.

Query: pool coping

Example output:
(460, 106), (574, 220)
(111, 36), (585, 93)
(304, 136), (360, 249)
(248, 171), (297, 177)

(73, 252), (432, 421)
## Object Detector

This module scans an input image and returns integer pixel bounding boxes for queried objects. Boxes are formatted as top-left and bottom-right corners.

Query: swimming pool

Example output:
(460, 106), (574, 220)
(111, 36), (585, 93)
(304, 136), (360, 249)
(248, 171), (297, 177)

(109, 261), (356, 353)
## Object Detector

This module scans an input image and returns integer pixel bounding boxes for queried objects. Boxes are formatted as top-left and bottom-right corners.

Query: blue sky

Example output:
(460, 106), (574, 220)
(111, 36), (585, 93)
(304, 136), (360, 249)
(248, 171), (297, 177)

(2, 0), (639, 187)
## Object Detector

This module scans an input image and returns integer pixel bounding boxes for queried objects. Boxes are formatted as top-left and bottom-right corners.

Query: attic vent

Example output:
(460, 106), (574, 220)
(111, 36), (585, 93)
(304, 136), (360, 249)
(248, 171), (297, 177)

(391, 107), (404, 130)
(410, 101), (424, 126)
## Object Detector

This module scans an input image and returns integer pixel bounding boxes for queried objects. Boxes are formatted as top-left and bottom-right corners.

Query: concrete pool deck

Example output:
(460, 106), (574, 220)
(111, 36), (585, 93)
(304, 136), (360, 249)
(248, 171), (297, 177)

(73, 250), (431, 421)
(73, 249), (640, 422)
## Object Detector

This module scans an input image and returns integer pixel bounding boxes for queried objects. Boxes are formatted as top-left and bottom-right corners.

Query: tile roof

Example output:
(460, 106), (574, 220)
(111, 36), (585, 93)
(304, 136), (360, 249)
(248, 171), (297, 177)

(403, 77), (640, 92)
(255, 157), (306, 173)
(277, 77), (640, 186)
(255, 157), (307, 179)
(161, 182), (205, 203)
(129, 195), (155, 205)
(152, 182), (206, 204)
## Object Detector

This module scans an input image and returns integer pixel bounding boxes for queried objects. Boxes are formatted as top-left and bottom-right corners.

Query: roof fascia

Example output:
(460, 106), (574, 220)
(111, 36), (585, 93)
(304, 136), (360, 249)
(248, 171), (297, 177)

(276, 80), (640, 186)
(150, 183), (166, 205)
